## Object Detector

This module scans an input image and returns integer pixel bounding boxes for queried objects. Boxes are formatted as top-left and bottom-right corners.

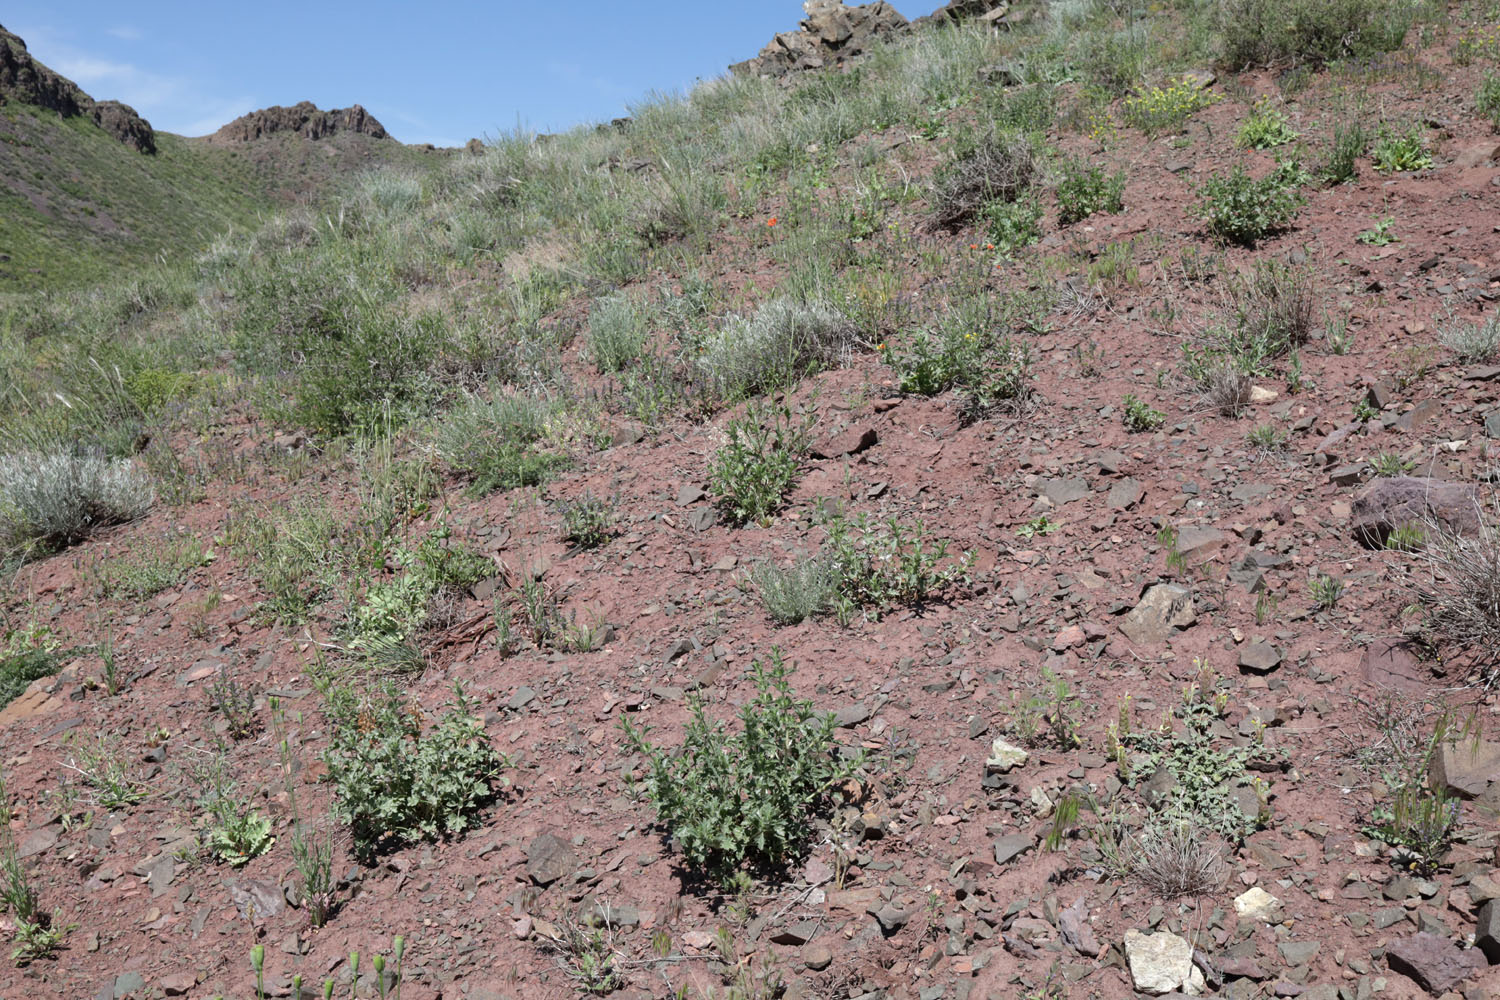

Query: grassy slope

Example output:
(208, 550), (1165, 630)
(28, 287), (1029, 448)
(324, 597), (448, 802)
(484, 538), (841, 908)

(0, 103), (441, 291)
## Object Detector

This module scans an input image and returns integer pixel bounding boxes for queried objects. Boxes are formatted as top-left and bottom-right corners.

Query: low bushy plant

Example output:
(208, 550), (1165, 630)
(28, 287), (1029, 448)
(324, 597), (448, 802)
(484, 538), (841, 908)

(1122, 395), (1165, 432)
(561, 492), (615, 549)
(695, 298), (854, 400)
(1236, 99), (1299, 148)
(820, 513), (973, 619)
(708, 403), (811, 526)
(1195, 161), (1306, 246)
(0, 451), (152, 559)
(1371, 125), (1432, 172)
(621, 651), (860, 886)
(324, 681), (507, 860)
(928, 127), (1039, 230)
(1219, 0), (1411, 69)
(1479, 74), (1500, 132)
(1122, 79), (1221, 135)
(1055, 159), (1126, 225)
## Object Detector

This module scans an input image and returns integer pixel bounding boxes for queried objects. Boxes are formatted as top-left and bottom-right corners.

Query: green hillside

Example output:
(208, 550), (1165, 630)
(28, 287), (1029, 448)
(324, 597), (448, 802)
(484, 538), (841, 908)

(0, 102), (441, 291)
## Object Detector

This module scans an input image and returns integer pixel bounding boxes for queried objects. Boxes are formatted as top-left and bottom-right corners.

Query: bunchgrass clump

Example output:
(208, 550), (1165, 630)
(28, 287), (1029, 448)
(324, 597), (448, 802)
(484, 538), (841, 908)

(0, 648), (61, 711)
(587, 294), (650, 373)
(430, 390), (570, 495)
(621, 650), (861, 887)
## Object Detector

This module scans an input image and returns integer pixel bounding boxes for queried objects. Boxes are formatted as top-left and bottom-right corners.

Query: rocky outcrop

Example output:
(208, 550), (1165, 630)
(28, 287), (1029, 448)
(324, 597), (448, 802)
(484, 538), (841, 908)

(730, 1), (1018, 78)
(212, 101), (389, 143)
(730, 1), (908, 77)
(1349, 476), (1481, 549)
(90, 100), (156, 154)
(0, 25), (156, 153)
(919, 0), (1011, 22)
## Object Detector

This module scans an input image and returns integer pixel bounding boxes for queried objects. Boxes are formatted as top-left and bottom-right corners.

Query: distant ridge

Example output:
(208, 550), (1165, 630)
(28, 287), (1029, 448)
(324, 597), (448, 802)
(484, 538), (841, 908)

(211, 101), (389, 143)
(0, 23), (155, 152)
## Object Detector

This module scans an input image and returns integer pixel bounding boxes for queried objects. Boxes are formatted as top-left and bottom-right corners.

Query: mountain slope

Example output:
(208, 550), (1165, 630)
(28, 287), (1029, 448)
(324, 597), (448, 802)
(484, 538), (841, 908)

(0, 26), (441, 292)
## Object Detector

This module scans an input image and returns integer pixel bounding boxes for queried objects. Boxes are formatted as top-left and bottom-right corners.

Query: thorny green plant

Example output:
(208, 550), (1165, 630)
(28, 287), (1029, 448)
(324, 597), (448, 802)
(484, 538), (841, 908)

(323, 681), (507, 860)
(621, 650), (862, 887)
(708, 402), (812, 526)
(63, 734), (143, 810)
(1007, 667), (1083, 749)
(1122, 395), (1165, 432)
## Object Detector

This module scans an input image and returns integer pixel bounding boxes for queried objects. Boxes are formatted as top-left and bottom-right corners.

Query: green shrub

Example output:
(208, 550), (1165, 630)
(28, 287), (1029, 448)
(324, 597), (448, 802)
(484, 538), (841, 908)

(928, 127), (1039, 230)
(122, 368), (195, 415)
(621, 651), (860, 886)
(1219, 0), (1411, 69)
(587, 294), (650, 373)
(1194, 161), (1306, 246)
(820, 514), (972, 619)
(696, 298), (854, 400)
(231, 254), (446, 437)
(708, 403), (811, 526)
(981, 197), (1042, 255)
(324, 682), (507, 860)
(1055, 159), (1126, 225)
(1122, 394), (1165, 431)
(1479, 74), (1500, 132)
(1235, 99), (1299, 148)
(0, 451), (153, 559)
(1371, 125), (1432, 172)
(882, 296), (1033, 415)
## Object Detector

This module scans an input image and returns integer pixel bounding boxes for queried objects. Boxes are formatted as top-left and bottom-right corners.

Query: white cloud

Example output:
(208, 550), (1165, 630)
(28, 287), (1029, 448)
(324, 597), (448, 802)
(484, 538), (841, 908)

(105, 26), (143, 42)
(11, 26), (252, 135)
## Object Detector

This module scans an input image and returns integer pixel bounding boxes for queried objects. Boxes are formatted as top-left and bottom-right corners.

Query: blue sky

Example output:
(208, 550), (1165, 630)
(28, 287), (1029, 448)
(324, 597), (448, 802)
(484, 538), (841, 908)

(2, 2), (830, 146)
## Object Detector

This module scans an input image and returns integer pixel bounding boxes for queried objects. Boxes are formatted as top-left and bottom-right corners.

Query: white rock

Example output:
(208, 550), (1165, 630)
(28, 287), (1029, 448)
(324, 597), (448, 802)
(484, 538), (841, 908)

(985, 736), (1029, 773)
(1029, 785), (1053, 818)
(1124, 928), (1194, 995)
(1233, 886), (1282, 923)
(1249, 386), (1278, 404)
